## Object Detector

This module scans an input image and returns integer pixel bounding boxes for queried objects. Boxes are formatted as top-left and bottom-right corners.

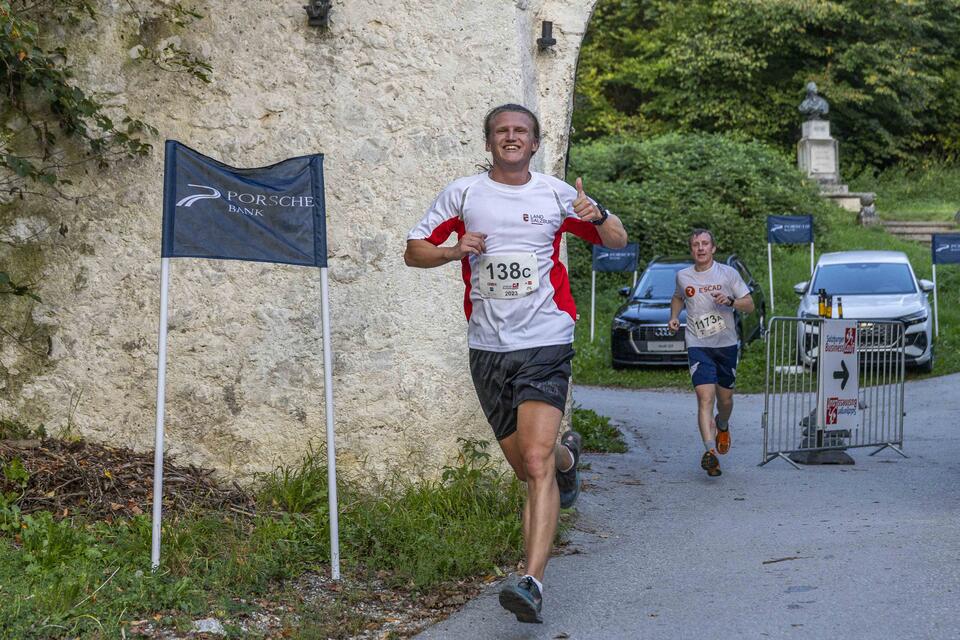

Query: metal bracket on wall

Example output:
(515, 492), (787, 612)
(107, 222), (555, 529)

(537, 21), (557, 51)
(305, 0), (333, 29)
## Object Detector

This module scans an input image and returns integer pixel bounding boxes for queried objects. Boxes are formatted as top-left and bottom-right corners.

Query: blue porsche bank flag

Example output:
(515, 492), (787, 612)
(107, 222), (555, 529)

(153, 141), (341, 581)
(931, 233), (960, 338)
(592, 243), (639, 273)
(161, 140), (327, 267)
(766, 214), (815, 312)
(932, 234), (960, 264)
(767, 215), (813, 244)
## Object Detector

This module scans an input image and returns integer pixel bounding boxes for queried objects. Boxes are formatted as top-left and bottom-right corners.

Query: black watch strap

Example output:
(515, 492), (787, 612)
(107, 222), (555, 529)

(591, 204), (610, 226)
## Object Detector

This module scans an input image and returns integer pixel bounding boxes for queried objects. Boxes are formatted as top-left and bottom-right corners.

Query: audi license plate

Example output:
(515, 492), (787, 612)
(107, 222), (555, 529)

(646, 341), (685, 352)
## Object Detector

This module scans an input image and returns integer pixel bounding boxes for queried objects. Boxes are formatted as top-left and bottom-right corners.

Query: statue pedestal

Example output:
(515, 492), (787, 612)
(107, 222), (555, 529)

(798, 119), (843, 186)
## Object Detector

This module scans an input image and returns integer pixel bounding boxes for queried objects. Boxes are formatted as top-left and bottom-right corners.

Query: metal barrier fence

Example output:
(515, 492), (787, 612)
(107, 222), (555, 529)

(761, 317), (906, 468)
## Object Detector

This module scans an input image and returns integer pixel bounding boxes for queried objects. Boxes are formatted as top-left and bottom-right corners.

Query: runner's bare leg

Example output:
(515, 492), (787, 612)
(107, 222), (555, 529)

(716, 385), (734, 425)
(506, 400), (561, 582)
(695, 383), (718, 443)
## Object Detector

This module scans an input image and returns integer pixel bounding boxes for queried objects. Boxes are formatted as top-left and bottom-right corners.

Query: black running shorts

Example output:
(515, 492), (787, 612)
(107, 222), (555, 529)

(468, 343), (575, 441)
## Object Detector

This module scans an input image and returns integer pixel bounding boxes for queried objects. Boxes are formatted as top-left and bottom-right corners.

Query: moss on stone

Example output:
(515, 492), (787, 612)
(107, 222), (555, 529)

(0, 218), (54, 399)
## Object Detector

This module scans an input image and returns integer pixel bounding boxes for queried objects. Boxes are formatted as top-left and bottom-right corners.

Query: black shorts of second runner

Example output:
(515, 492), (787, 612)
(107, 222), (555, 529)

(688, 345), (740, 389)
(469, 344), (575, 441)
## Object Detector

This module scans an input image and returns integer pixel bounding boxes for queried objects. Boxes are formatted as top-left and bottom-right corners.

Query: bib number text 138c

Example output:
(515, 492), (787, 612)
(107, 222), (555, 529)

(478, 253), (539, 299)
(485, 262), (532, 281)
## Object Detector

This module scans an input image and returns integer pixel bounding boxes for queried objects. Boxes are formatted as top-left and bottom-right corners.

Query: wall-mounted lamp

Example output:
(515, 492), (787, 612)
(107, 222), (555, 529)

(537, 21), (557, 51)
(305, 0), (333, 29)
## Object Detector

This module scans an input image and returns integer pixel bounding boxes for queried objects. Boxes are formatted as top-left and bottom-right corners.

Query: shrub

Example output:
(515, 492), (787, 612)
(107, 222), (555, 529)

(566, 132), (835, 290)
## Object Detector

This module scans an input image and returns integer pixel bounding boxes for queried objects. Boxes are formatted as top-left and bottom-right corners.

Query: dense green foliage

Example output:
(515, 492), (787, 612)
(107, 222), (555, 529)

(567, 132), (835, 282)
(0, 439), (525, 637)
(575, 0), (960, 170)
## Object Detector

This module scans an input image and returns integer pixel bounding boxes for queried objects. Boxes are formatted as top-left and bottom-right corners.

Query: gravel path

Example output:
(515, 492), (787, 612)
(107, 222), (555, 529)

(416, 374), (960, 640)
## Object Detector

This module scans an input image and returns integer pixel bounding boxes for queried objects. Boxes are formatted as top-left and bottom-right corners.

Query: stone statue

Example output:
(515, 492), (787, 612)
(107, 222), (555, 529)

(799, 82), (829, 120)
(858, 193), (878, 226)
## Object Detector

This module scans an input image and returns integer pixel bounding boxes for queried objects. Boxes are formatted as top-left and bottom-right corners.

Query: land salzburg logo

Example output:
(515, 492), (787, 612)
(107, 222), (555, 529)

(522, 213), (547, 225)
(176, 184), (316, 217)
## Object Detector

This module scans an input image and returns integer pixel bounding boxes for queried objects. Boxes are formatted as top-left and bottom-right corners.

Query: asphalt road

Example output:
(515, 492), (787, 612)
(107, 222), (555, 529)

(415, 374), (960, 640)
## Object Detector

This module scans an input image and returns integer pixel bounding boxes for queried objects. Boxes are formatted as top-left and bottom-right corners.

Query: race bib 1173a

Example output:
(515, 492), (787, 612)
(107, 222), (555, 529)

(688, 312), (726, 339)
(478, 253), (539, 299)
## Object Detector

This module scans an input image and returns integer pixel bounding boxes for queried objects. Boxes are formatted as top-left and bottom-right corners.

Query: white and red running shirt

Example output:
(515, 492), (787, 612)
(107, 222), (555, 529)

(673, 262), (750, 349)
(408, 171), (603, 352)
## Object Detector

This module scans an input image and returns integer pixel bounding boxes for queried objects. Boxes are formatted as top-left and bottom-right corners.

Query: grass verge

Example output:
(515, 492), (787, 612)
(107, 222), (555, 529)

(849, 161), (960, 221)
(572, 406), (627, 453)
(0, 437), (525, 638)
(573, 206), (960, 393)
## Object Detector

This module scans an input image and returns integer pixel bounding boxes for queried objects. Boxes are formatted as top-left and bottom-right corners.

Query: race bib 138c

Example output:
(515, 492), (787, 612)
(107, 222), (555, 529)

(478, 253), (539, 299)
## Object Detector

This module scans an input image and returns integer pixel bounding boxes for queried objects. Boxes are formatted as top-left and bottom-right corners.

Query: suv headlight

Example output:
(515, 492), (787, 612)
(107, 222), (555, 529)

(612, 318), (635, 331)
(799, 311), (818, 319)
(900, 310), (928, 326)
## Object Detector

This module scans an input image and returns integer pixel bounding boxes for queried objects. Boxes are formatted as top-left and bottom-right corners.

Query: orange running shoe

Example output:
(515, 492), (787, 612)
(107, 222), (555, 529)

(716, 417), (731, 455)
(700, 450), (722, 477)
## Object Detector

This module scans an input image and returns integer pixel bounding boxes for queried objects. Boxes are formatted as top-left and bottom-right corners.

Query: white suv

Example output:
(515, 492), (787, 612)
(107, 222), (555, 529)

(793, 251), (935, 372)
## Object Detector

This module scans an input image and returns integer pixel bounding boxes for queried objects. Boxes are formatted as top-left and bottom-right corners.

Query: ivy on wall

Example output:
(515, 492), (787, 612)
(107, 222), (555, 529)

(0, 0), (209, 354)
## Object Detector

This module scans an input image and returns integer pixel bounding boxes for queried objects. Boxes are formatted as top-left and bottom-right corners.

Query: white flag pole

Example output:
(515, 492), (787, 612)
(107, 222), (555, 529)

(810, 242), (815, 275)
(632, 270), (637, 289)
(767, 243), (775, 313)
(590, 270), (596, 342)
(151, 257), (171, 571)
(319, 267), (341, 580)
(933, 263), (939, 338)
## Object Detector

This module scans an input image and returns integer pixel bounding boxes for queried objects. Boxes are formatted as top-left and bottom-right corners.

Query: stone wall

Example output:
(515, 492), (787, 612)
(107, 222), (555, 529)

(0, 0), (598, 479)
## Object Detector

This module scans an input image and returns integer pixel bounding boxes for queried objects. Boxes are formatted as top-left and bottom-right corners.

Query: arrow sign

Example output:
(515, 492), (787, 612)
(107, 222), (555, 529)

(833, 360), (850, 390)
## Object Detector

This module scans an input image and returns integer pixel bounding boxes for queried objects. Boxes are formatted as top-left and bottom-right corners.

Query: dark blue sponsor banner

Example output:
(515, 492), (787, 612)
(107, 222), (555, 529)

(162, 141), (327, 267)
(592, 243), (639, 272)
(932, 233), (960, 265)
(767, 214), (813, 244)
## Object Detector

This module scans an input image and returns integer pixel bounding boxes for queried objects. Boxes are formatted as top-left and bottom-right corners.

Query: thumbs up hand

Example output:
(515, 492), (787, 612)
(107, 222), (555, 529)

(573, 176), (602, 223)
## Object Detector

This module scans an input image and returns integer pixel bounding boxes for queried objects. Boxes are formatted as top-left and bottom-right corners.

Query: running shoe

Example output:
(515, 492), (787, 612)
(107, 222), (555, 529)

(700, 449), (722, 477)
(499, 574), (543, 623)
(715, 415), (731, 455)
(556, 430), (582, 509)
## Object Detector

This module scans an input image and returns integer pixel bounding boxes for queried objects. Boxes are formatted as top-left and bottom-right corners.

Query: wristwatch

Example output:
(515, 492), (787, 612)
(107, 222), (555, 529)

(591, 203), (610, 226)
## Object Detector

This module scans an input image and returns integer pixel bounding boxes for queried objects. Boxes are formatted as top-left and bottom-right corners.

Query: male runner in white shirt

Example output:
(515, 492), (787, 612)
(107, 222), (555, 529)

(668, 229), (754, 477)
(405, 104), (627, 623)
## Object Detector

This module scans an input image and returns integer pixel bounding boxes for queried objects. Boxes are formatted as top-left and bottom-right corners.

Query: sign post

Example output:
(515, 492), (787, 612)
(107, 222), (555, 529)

(590, 243), (639, 342)
(766, 215), (814, 313)
(931, 234), (960, 337)
(156, 141), (339, 578)
(817, 319), (859, 435)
